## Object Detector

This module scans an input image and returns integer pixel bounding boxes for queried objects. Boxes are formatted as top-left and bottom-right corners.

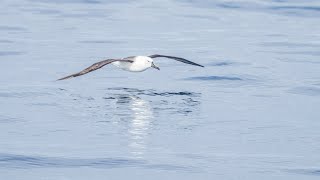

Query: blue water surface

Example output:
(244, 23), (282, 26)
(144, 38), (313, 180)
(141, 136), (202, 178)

(0, 0), (320, 179)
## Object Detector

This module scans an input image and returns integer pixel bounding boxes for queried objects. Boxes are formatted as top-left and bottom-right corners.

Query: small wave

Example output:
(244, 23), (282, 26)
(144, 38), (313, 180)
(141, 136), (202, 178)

(78, 40), (124, 44)
(259, 42), (320, 48)
(0, 115), (23, 123)
(271, 6), (320, 12)
(260, 50), (320, 56)
(207, 61), (233, 66)
(32, 0), (131, 4)
(177, 0), (320, 17)
(22, 8), (62, 15)
(288, 86), (320, 96)
(0, 153), (143, 169)
(0, 153), (192, 171)
(32, 0), (101, 4)
(0, 91), (50, 98)
(0, 51), (25, 56)
(0, 40), (13, 43)
(185, 76), (243, 81)
(287, 168), (320, 176)
(0, 26), (27, 32)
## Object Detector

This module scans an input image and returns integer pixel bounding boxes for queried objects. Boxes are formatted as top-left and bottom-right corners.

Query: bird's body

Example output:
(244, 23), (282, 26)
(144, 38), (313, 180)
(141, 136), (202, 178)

(57, 54), (203, 80)
(112, 56), (154, 72)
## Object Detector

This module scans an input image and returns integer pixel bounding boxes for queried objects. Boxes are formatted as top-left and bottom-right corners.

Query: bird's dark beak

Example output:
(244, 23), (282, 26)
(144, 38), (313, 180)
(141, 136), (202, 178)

(151, 62), (160, 70)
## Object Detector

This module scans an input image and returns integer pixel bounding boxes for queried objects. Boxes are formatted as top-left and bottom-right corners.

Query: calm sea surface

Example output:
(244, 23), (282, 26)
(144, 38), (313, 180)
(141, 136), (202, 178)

(1, 0), (320, 179)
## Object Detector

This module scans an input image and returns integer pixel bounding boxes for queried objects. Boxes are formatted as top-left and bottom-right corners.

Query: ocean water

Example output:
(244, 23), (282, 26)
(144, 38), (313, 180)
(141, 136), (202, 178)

(0, 0), (320, 179)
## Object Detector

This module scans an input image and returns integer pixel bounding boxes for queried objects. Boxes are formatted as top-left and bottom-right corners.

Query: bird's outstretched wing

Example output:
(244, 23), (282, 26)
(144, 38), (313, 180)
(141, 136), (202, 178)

(57, 59), (133, 80)
(148, 54), (204, 67)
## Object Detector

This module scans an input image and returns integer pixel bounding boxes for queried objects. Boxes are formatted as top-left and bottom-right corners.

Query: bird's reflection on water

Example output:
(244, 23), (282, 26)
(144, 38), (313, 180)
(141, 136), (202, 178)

(111, 93), (154, 158)
(128, 96), (153, 157)
(110, 90), (154, 158)
(104, 87), (201, 158)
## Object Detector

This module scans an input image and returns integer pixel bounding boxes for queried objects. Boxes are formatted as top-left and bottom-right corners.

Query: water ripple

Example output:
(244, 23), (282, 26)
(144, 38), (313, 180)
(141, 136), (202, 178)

(106, 87), (200, 97)
(287, 168), (320, 176)
(0, 51), (25, 56)
(0, 26), (27, 32)
(0, 153), (193, 171)
(177, 0), (320, 17)
(259, 42), (320, 48)
(271, 6), (320, 12)
(288, 86), (320, 96)
(0, 115), (23, 123)
(0, 91), (51, 98)
(185, 76), (243, 81)
(78, 40), (125, 44)
(0, 40), (14, 43)
(206, 61), (234, 66)
(31, 0), (131, 4)
(31, 0), (101, 4)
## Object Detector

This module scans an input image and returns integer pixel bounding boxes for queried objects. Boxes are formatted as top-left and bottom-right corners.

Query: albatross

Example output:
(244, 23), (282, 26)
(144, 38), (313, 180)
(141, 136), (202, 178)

(57, 54), (204, 80)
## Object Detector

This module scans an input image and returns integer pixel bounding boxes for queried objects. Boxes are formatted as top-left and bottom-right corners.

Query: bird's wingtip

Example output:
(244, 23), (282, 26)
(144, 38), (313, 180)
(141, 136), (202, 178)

(196, 63), (205, 67)
(56, 75), (73, 81)
(56, 77), (65, 81)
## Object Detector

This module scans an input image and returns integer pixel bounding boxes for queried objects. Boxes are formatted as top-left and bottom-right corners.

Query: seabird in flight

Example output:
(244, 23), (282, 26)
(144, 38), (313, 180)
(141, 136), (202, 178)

(57, 54), (204, 80)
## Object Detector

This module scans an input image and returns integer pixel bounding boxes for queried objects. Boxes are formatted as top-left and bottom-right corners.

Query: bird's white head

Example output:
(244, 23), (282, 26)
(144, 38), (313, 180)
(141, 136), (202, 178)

(135, 56), (160, 71)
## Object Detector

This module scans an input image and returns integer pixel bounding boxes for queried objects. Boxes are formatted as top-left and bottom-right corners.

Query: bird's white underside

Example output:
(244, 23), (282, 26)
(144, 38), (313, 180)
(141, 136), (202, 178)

(112, 56), (154, 72)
